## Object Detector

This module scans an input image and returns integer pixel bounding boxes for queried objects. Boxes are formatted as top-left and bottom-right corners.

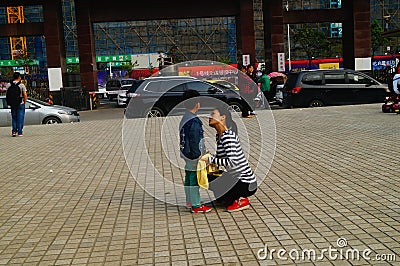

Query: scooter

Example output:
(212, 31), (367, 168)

(382, 94), (400, 113)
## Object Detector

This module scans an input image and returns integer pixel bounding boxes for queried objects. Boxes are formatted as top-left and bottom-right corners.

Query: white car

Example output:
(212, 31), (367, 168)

(97, 85), (107, 99)
(117, 91), (128, 107)
(0, 96), (80, 126)
(105, 78), (136, 101)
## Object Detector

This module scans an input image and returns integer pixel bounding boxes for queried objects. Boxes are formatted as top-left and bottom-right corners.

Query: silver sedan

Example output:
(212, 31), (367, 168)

(0, 96), (80, 127)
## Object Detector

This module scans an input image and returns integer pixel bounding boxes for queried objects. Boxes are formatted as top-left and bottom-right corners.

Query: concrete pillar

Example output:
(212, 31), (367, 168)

(237, 0), (256, 66)
(75, 0), (97, 92)
(342, 0), (371, 70)
(42, 0), (66, 89)
(263, 0), (285, 72)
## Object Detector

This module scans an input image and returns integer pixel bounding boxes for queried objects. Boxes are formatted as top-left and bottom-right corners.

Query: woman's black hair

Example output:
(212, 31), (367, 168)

(214, 105), (238, 134)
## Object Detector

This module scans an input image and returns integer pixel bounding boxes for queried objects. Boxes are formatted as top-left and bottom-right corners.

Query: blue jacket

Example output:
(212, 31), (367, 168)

(179, 111), (205, 161)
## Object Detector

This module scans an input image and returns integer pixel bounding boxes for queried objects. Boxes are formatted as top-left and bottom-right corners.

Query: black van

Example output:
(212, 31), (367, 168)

(282, 69), (389, 108)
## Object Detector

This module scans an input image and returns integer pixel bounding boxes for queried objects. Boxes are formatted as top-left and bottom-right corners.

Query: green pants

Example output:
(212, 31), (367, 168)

(184, 161), (200, 208)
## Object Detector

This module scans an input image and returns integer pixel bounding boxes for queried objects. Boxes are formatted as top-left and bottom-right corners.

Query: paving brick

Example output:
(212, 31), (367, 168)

(0, 104), (398, 265)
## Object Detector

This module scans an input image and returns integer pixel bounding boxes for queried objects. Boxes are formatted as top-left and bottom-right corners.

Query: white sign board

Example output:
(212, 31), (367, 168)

(354, 57), (371, 71)
(277, 53), (285, 72)
(48, 68), (63, 91)
(242, 54), (250, 66)
(131, 53), (159, 69)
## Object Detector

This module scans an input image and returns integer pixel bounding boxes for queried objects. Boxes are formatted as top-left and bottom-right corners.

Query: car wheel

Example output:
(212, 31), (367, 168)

(228, 102), (243, 113)
(43, 116), (61, 124)
(309, 99), (324, 108)
(147, 107), (164, 118)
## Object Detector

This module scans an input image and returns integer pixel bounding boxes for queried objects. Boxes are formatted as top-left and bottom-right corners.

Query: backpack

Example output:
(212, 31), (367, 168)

(6, 81), (22, 108)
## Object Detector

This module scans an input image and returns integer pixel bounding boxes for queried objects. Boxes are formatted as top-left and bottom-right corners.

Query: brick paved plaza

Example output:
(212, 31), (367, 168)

(0, 104), (399, 265)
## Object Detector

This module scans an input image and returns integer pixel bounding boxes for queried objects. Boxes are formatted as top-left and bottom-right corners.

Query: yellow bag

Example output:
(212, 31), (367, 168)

(197, 154), (211, 189)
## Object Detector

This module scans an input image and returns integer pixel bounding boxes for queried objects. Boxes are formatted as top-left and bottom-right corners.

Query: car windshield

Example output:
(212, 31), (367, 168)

(28, 97), (51, 106)
(121, 80), (135, 86)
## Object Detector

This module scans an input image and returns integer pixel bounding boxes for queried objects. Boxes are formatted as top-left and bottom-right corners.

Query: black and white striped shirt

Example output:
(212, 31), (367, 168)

(210, 130), (256, 184)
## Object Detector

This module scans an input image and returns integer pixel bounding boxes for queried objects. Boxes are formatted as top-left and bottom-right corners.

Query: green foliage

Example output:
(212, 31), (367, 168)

(371, 20), (389, 55)
(0, 67), (14, 79)
(120, 60), (139, 73)
(148, 62), (155, 73)
(67, 64), (80, 73)
(292, 25), (331, 68)
(218, 57), (231, 65)
(14, 51), (37, 67)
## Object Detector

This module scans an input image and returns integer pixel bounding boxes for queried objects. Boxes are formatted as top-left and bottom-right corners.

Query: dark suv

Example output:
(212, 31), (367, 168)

(283, 69), (389, 108)
(125, 76), (247, 118)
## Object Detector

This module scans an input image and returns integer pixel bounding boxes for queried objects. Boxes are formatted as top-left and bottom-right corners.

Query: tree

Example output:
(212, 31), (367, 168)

(371, 20), (389, 57)
(292, 25), (330, 69)
(14, 51), (38, 75)
(120, 60), (139, 76)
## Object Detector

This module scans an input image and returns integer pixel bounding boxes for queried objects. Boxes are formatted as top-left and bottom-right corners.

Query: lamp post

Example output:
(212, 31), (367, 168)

(285, 1), (292, 71)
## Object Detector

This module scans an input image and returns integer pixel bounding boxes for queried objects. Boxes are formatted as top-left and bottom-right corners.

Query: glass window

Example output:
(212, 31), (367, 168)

(168, 84), (186, 92)
(302, 73), (322, 85)
(145, 81), (162, 92)
(324, 73), (346, 84)
(348, 74), (373, 85)
(186, 81), (212, 93)
(218, 81), (234, 89)
(121, 79), (134, 86)
(25, 101), (38, 109)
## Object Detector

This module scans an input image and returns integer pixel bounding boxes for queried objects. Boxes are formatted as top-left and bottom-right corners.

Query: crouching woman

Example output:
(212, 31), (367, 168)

(202, 106), (257, 212)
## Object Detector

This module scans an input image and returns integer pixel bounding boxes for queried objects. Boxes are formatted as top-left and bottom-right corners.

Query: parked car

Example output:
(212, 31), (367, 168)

(282, 69), (390, 108)
(106, 78), (136, 101)
(117, 79), (144, 107)
(97, 84), (107, 99)
(0, 96), (80, 127)
(125, 76), (247, 118)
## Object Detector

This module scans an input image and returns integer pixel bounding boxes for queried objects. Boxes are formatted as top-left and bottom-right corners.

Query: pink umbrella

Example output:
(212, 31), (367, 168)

(267, 72), (286, 78)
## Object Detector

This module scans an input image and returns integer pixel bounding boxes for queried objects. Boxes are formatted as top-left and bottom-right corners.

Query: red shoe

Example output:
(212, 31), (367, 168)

(226, 198), (250, 212)
(191, 205), (212, 213)
(186, 202), (192, 209)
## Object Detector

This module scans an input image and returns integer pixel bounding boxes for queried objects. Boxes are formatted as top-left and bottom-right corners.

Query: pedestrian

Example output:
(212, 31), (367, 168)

(179, 90), (212, 213)
(6, 72), (27, 137)
(246, 65), (258, 83)
(246, 65), (258, 115)
(258, 70), (271, 105)
(202, 106), (257, 212)
(237, 65), (255, 118)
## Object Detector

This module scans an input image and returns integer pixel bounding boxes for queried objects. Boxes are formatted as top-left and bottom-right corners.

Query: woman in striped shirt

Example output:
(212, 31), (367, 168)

(202, 106), (257, 212)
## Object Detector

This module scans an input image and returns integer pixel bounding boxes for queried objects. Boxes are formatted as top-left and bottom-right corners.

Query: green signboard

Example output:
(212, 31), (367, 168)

(97, 54), (131, 63)
(66, 54), (132, 64)
(0, 59), (39, 67)
(66, 57), (79, 64)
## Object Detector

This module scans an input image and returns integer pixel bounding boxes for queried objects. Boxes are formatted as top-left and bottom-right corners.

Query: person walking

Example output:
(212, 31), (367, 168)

(203, 106), (257, 212)
(6, 72), (27, 137)
(258, 70), (270, 106)
(238, 65), (254, 118)
(179, 90), (212, 213)
(246, 65), (258, 115)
